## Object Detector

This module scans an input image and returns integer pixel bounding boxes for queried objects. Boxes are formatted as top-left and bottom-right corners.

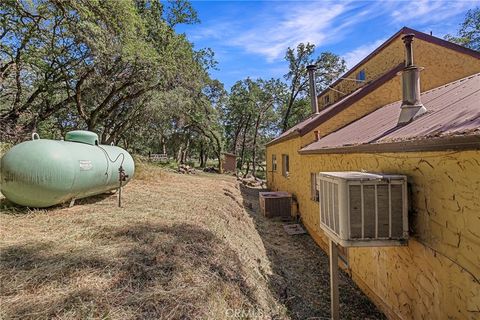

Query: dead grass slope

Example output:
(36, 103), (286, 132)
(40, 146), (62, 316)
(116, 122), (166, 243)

(0, 164), (287, 319)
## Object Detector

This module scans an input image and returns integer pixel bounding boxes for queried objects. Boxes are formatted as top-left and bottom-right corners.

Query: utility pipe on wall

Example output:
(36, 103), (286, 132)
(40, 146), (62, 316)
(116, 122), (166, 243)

(398, 34), (427, 125)
(307, 64), (320, 114)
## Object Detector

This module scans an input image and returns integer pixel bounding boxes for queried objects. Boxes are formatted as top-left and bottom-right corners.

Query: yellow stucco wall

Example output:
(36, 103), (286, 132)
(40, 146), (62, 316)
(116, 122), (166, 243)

(301, 75), (401, 147)
(318, 36), (480, 110)
(266, 35), (480, 319)
(266, 145), (480, 319)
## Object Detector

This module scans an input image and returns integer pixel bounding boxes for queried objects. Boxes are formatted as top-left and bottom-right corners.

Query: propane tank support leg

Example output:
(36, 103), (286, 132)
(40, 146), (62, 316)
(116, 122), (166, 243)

(329, 239), (339, 320)
(118, 182), (122, 208)
(69, 198), (76, 208)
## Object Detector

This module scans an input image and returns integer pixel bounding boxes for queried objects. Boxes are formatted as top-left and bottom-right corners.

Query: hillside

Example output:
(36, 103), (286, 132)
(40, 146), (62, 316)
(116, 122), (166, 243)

(0, 164), (383, 319)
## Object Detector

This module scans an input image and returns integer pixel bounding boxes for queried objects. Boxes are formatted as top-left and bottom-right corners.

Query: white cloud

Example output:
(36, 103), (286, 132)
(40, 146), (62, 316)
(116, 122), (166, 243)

(390, 0), (478, 24)
(228, 2), (354, 62)
(343, 38), (386, 69)
(187, 0), (479, 65)
(189, 1), (368, 62)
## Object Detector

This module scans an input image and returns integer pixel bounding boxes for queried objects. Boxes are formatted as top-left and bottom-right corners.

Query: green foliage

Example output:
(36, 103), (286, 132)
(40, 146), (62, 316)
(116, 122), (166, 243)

(1, 1), (345, 178)
(281, 43), (346, 131)
(0, 142), (12, 158)
(222, 77), (285, 177)
(445, 7), (480, 50)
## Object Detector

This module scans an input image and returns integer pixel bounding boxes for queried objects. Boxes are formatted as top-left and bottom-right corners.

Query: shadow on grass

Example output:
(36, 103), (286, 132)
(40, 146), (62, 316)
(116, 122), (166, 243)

(0, 242), (112, 318)
(0, 222), (256, 319)
(0, 192), (116, 215)
(0, 197), (32, 214)
(73, 191), (116, 206)
(238, 183), (386, 320)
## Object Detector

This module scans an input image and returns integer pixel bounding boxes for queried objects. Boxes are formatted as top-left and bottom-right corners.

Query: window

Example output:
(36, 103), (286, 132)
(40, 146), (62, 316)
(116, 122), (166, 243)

(272, 154), (277, 171)
(323, 94), (330, 105)
(282, 154), (289, 177)
(356, 69), (366, 82)
(310, 173), (319, 202)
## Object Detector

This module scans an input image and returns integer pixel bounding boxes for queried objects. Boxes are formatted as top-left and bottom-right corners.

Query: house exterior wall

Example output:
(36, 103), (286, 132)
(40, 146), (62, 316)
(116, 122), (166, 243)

(266, 138), (302, 194)
(266, 37), (480, 319)
(266, 148), (480, 319)
(317, 37), (480, 110)
(299, 36), (480, 159)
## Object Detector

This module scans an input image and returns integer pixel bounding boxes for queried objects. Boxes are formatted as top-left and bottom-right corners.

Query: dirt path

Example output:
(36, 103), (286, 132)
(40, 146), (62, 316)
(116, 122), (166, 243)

(238, 184), (385, 320)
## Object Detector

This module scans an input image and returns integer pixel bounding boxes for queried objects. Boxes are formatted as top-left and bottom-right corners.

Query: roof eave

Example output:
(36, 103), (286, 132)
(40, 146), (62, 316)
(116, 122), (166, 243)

(298, 135), (480, 155)
(299, 63), (404, 135)
(266, 131), (300, 147)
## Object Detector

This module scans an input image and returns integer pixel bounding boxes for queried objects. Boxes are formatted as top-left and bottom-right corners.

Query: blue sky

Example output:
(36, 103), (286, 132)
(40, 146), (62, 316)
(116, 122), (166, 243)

(176, 0), (479, 91)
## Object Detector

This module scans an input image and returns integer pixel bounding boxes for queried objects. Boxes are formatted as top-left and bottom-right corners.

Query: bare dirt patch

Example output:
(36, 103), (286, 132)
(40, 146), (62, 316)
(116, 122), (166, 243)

(239, 185), (385, 320)
(1, 163), (384, 319)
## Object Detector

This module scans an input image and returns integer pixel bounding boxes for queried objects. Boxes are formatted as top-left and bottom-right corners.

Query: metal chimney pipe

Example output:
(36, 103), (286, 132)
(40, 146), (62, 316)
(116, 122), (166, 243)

(397, 34), (427, 125)
(404, 34), (414, 67)
(307, 64), (319, 114)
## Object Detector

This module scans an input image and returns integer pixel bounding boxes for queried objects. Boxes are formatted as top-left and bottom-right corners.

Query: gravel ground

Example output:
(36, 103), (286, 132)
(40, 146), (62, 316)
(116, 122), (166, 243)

(238, 184), (386, 320)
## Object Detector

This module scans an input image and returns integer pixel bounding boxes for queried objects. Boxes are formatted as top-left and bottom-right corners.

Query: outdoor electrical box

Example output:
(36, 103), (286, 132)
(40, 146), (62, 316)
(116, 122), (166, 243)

(317, 171), (408, 247)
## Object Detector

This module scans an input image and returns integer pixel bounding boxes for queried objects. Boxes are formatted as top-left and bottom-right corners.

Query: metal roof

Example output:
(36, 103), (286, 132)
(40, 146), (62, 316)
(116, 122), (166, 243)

(300, 73), (480, 154)
(266, 64), (403, 146)
(267, 26), (480, 148)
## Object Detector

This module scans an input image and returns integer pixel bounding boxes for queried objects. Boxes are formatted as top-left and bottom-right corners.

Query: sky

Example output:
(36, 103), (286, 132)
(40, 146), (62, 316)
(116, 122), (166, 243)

(175, 0), (479, 91)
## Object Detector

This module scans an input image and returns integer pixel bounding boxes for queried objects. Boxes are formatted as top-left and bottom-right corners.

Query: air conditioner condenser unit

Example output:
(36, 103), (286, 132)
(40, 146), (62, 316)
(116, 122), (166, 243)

(317, 171), (408, 247)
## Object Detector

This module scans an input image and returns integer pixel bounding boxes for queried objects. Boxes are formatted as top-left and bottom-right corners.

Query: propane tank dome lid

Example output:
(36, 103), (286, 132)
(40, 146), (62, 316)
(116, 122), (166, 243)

(65, 130), (99, 145)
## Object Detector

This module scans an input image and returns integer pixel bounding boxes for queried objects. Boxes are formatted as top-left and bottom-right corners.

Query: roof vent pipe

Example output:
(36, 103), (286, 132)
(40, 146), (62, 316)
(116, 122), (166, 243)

(397, 34), (427, 125)
(307, 64), (320, 114)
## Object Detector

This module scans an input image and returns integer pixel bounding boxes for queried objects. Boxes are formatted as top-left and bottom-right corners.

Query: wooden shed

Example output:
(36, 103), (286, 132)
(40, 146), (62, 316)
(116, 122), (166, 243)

(222, 152), (237, 172)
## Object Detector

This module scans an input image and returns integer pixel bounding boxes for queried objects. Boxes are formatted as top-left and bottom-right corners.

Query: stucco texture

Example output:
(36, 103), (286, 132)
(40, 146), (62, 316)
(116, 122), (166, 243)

(318, 37), (480, 110)
(265, 30), (480, 319)
(266, 144), (480, 319)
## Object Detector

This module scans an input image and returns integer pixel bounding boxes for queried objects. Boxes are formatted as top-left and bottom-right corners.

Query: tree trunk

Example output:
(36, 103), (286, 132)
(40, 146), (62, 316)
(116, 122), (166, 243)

(217, 156), (223, 174)
(177, 146), (183, 164)
(281, 80), (305, 132)
(213, 139), (223, 174)
(199, 142), (205, 167)
(232, 115), (245, 154)
(252, 113), (261, 179)
(244, 161), (250, 178)
(282, 90), (296, 132)
(239, 113), (252, 169)
(182, 138), (190, 163)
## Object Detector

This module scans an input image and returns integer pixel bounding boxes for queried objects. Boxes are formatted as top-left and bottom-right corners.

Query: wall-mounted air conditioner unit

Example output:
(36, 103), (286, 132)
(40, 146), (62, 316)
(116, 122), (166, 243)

(317, 172), (408, 247)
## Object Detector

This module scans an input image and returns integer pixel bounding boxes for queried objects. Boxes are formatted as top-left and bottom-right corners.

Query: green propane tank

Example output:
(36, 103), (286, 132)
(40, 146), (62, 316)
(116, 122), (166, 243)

(0, 131), (135, 208)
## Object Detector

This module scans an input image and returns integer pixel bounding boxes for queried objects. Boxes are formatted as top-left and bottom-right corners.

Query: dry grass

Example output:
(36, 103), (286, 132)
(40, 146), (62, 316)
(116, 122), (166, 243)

(0, 162), (384, 319)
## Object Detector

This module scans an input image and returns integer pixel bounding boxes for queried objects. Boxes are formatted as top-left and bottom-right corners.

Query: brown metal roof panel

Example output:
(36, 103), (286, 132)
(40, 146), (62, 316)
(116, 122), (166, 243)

(382, 77), (480, 141)
(383, 91), (480, 142)
(300, 73), (480, 152)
